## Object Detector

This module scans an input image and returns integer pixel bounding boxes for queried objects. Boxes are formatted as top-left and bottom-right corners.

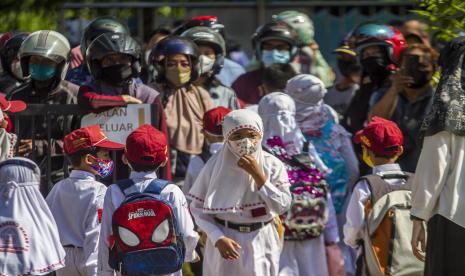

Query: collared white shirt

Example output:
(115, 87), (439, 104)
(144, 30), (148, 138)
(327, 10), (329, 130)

(46, 170), (106, 276)
(98, 171), (199, 276)
(343, 163), (406, 248)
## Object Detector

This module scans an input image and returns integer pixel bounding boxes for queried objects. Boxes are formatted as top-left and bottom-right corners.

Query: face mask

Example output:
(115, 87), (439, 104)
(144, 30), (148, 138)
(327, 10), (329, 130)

(165, 66), (191, 87)
(337, 59), (361, 78)
(11, 60), (23, 80)
(362, 146), (374, 168)
(199, 55), (215, 75)
(101, 64), (133, 86)
(407, 67), (432, 89)
(29, 63), (57, 81)
(228, 138), (259, 157)
(261, 49), (291, 67)
(361, 56), (390, 84)
(91, 157), (114, 178)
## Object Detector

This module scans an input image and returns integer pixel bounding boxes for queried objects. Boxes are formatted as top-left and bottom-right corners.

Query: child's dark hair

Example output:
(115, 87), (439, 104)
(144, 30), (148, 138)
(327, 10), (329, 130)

(67, 147), (100, 168)
(373, 146), (402, 159)
(263, 63), (297, 92)
(127, 160), (163, 173)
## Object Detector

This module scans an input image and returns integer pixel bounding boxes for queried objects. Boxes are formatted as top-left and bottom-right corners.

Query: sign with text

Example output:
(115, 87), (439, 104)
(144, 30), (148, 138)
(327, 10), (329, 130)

(81, 104), (152, 144)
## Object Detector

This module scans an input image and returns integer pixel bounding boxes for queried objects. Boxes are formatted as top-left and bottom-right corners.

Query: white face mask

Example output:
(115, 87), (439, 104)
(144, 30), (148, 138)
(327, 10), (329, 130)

(199, 55), (215, 75)
(228, 138), (259, 157)
(11, 60), (23, 80)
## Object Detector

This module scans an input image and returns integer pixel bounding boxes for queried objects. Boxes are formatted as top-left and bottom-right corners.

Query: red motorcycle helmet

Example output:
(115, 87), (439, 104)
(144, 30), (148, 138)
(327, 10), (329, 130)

(351, 22), (407, 65)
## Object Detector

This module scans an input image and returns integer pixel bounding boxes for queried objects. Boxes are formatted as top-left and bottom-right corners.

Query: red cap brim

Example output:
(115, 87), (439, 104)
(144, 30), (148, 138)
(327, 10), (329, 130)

(95, 139), (125, 150)
(3, 100), (26, 113)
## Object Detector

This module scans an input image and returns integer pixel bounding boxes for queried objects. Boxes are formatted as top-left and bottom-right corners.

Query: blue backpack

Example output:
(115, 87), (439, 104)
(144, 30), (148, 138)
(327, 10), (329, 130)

(109, 179), (185, 275)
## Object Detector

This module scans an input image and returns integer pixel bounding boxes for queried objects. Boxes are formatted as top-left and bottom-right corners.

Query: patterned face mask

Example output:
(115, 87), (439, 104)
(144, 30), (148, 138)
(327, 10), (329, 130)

(228, 138), (260, 157)
(91, 157), (114, 178)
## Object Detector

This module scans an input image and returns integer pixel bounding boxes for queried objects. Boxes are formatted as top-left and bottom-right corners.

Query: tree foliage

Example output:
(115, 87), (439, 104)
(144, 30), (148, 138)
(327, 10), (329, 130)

(413, 0), (465, 41)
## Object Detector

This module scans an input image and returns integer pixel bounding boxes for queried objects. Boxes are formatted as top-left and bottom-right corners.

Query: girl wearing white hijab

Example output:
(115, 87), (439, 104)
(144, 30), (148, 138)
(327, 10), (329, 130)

(0, 157), (66, 275)
(285, 74), (359, 214)
(258, 92), (343, 276)
(188, 109), (292, 276)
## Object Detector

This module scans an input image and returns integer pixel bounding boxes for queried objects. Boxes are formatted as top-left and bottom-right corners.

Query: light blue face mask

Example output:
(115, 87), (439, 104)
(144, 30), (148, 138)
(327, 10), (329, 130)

(261, 49), (291, 67)
(29, 63), (57, 81)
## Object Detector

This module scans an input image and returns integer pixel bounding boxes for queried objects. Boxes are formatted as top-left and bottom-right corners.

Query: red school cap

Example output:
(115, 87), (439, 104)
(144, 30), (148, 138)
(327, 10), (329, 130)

(64, 125), (125, 155)
(203, 106), (232, 136)
(354, 116), (404, 157)
(125, 124), (168, 165)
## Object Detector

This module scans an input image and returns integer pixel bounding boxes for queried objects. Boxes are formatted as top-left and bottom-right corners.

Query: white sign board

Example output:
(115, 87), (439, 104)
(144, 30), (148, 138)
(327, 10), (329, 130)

(80, 104), (152, 144)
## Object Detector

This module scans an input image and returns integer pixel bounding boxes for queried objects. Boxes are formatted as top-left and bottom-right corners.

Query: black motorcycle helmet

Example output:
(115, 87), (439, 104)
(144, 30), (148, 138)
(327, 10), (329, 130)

(80, 16), (129, 58)
(150, 36), (200, 83)
(180, 26), (225, 75)
(86, 32), (141, 83)
(0, 33), (29, 79)
(252, 21), (298, 61)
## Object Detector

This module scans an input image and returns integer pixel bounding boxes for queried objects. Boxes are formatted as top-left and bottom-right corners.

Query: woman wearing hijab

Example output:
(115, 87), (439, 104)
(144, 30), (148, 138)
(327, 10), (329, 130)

(285, 74), (359, 215)
(258, 92), (344, 276)
(188, 109), (291, 276)
(411, 37), (465, 276)
(149, 36), (213, 180)
(0, 157), (66, 275)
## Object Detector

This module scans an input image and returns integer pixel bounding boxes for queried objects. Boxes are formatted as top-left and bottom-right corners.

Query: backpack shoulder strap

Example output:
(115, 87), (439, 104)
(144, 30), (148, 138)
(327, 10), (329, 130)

(359, 173), (411, 204)
(358, 175), (393, 204)
(115, 179), (135, 195)
(144, 179), (170, 195)
(402, 172), (415, 191)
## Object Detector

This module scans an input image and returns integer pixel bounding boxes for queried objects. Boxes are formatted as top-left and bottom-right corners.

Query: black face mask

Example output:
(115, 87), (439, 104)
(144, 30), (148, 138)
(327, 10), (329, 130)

(361, 56), (391, 84)
(408, 67), (432, 89)
(337, 59), (361, 78)
(101, 64), (133, 86)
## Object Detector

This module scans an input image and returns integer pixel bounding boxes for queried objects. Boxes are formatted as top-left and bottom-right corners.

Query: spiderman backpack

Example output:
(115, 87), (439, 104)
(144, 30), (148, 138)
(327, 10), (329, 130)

(109, 179), (185, 275)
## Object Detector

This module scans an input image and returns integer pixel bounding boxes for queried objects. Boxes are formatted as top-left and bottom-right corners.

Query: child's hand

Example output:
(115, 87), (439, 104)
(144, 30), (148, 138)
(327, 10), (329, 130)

(215, 237), (242, 260)
(411, 219), (426, 262)
(237, 155), (266, 189)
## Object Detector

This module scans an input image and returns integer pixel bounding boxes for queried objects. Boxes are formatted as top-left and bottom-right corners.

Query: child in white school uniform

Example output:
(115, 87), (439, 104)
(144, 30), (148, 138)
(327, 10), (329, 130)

(98, 124), (199, 276)
(258, 92), (344, 276)
(46, 125), (125, 276)
(188, 109), (292, 276)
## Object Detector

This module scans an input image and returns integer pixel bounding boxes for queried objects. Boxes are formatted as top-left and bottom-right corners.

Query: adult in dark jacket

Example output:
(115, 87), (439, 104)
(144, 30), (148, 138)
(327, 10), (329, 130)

(8, 30), (78, 192)
(77, 32), (171, 181)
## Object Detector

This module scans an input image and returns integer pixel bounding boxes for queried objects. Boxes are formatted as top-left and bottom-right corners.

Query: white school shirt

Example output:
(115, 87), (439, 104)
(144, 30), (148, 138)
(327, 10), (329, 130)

(46, 170), (106, 276)
(183, 142), (224, 196)
(189, 154), (292, 246)
(98, 171), (199, 276)
(343, 163), (406, 248)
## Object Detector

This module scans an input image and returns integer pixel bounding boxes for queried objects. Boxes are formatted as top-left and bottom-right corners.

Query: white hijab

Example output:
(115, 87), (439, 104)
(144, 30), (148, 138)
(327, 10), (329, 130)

(258, 92), (305, 155)
(0, 158), (65, 275)
(258, 92), (329, 173)
(285, 74), (338, 133)
(188, 109), (272, 213)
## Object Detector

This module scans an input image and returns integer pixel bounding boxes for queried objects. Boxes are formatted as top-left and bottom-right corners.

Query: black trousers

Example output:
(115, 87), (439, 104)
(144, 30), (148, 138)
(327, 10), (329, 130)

(425, 214), (465, 276)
